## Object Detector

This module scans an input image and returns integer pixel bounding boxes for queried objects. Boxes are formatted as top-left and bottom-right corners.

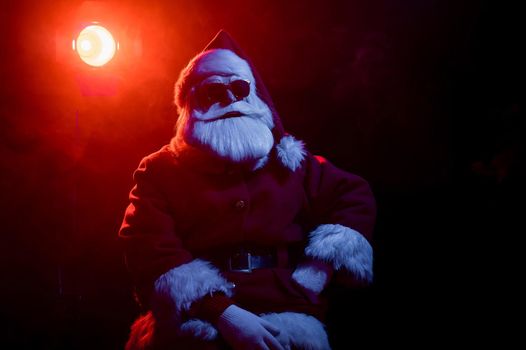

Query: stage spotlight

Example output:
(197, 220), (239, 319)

(74, 24), (117, 67)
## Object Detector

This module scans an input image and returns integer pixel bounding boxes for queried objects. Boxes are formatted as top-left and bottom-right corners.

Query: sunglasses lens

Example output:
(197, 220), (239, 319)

(195, 80), (251, 108)
(230, 80), (250, 99)
(197, 83), (226, 108)
(206, 83), (227, 102)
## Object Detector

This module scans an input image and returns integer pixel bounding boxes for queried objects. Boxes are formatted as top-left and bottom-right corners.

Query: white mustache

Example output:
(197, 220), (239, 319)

(193, 101), (267, 122)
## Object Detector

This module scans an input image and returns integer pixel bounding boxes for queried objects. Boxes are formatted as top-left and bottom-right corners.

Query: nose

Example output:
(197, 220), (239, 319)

(219, 89), (238, 106)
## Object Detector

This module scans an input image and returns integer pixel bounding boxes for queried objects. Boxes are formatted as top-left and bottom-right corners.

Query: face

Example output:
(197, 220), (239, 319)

(177, 49), (274, 163)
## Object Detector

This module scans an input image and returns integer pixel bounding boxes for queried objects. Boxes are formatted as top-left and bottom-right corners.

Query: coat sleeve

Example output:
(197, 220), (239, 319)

(300, 154), (376, 287)
(119, 155), (233, 330)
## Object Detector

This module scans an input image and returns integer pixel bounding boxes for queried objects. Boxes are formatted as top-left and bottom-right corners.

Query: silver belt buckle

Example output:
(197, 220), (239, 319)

(228, 252), (252, 273)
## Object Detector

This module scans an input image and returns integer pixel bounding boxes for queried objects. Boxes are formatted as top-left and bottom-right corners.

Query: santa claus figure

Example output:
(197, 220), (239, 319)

(119, 30), (375, 350)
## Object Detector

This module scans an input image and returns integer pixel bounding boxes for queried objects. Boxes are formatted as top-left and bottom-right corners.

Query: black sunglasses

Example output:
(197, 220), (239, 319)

(195, 79), (251, 108)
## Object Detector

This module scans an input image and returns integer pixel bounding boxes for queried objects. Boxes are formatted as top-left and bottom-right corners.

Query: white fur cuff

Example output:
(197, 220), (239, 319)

(292, 260), (331, 294)
(153, 259), (234, 324)
(305, 224), (373, 283)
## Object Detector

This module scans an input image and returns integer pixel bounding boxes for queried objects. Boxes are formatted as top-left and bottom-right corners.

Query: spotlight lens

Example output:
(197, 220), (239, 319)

(80, 40), (92, 51)
(76, 25), (116, 67)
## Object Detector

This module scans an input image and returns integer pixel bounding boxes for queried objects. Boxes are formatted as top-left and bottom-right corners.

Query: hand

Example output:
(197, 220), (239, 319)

(292, 259), (333, 294)
(217, 305), (286, 350)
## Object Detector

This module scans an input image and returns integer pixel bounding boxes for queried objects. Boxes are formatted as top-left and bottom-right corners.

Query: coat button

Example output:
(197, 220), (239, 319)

(235, 200), (246, 209)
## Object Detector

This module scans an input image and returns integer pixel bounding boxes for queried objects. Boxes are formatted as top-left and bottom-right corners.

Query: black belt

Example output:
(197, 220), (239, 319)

(201, 245), (298, 273)
(227, 251), (275, 272)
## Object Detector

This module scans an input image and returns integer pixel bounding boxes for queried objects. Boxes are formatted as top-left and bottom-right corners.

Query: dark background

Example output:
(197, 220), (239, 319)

(1, 0), (523, 348)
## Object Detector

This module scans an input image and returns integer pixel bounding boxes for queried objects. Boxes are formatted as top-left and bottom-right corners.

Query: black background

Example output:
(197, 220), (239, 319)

(1, 0), (523, 348)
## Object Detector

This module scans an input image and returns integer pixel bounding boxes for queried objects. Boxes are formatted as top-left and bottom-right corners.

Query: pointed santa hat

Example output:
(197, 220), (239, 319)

(174, 30), (306, 172)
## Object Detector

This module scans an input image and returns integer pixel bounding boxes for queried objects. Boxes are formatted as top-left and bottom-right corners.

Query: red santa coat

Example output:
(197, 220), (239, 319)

(120, 29), (376, 350)
(119, 136), (375, 349)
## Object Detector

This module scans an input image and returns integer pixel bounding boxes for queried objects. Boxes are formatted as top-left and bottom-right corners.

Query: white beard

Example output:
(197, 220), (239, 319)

(190, 116), (274, 162)
(177, 94), (275, 163)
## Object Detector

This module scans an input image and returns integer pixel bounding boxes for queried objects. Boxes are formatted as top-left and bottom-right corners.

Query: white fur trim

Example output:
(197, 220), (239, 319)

(292, 261), (330, 294)
(261, 312), (331, 350)
(276, 135), (306, 171)
(153, 259), (233, 325)
(179, 319), (218, 341)
(126, 312), (218, 349)
(305, 224), (373, 283)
